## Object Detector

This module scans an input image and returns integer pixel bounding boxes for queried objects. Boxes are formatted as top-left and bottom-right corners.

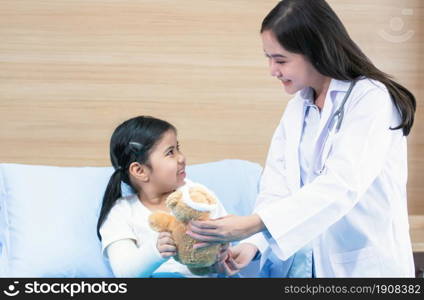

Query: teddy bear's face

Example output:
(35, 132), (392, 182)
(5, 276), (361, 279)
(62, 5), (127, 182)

(166, 185), (217, 223)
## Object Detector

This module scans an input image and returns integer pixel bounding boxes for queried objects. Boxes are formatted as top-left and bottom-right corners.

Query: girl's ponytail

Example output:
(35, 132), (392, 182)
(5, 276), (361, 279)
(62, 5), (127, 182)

(96, 168), (123, 240)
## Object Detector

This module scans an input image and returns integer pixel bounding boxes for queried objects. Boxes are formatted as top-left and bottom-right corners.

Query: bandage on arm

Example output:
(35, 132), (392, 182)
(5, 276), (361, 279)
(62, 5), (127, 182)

(106, 238), (167, 277)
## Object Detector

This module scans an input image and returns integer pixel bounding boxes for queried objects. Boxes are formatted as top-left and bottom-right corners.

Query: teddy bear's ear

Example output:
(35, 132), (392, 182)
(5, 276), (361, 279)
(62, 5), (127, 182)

(166, 190), (182, 208)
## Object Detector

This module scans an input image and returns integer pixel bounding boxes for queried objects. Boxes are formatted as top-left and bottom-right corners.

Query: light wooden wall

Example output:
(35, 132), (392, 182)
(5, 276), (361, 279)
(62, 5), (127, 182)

(0, 0), (422, 215)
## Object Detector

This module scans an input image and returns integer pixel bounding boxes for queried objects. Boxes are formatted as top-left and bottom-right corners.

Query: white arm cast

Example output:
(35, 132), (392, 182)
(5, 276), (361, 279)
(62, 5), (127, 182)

(106, 238), (167, 278)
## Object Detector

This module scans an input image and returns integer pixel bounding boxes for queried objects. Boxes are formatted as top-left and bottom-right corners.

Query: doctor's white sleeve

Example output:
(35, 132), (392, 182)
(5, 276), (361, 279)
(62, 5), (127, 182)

(256, 87), (398, 260)
(243, 109), (292, 254)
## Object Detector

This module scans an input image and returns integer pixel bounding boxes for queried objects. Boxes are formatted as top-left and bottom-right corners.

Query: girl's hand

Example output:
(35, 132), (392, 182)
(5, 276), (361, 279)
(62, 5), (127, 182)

(156, 232), (177, 258)
(216, 243), (259, 276)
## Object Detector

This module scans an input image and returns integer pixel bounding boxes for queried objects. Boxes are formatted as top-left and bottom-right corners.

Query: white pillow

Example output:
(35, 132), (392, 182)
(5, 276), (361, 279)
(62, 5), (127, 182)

(0, 160), (262, 277)
(0, 164), (115, 277)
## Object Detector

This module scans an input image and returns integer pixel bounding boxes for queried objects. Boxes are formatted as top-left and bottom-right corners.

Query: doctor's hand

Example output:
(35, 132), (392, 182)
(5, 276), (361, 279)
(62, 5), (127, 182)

(186, 214), (264, 249)
(215, 243), (259, 276)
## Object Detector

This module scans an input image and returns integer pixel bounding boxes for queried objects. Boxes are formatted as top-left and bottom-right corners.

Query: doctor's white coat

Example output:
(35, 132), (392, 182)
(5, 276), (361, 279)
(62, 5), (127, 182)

(246, 78), (415, 277)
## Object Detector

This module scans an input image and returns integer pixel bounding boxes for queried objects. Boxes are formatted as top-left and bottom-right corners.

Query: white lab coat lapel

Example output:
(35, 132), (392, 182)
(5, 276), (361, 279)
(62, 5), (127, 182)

(284, 80), (352, 191)
(316, 87), (334, 137)
(316, 79), (352, 136)
(311, 79), (351, 178)
(284, 96), (306, 192)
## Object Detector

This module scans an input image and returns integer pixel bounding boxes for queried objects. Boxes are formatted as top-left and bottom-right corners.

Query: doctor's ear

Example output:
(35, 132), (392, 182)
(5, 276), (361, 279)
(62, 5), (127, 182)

(128, 162), (150, 182)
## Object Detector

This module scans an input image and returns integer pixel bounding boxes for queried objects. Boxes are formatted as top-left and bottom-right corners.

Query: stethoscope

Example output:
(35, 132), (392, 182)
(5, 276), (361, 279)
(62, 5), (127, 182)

(313, 78), (358, 176)
(327, 78), (358, 132)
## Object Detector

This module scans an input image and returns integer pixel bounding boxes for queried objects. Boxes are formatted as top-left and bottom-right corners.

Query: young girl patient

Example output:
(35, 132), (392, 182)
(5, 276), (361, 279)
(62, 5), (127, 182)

(97, 116), (228, 277)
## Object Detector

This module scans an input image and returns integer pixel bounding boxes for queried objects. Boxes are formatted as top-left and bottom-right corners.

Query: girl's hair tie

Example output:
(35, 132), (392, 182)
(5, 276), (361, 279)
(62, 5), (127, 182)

(129, 141), (144, 156)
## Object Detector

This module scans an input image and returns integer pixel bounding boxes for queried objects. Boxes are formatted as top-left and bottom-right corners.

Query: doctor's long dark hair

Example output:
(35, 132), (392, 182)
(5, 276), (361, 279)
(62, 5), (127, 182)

(96, 116), (176, 240)
(262, 0), (416, 136)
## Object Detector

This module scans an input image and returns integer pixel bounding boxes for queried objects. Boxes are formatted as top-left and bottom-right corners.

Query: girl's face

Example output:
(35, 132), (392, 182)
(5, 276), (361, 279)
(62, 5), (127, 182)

(147, 129), (186, 193)
(261, 30), (319, 95)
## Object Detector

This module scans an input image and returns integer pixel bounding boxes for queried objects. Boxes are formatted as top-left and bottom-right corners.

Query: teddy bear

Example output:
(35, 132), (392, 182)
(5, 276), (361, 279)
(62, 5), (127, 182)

(148, 180), (224, 275)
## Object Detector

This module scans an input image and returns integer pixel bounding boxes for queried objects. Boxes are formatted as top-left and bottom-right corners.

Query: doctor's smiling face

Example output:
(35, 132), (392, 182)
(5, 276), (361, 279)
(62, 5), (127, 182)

(262, 30), (322, 95)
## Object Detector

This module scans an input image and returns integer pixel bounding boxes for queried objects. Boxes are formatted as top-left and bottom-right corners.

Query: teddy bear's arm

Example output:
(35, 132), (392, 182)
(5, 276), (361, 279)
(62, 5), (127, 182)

(148, 211), (176, 232)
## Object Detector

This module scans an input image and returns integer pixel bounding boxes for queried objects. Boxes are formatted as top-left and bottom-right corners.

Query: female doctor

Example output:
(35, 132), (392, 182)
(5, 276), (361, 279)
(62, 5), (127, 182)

(187, 0), (417, 277)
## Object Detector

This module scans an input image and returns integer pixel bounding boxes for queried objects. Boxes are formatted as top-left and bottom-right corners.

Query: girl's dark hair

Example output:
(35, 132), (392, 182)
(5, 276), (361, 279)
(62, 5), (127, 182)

(97, 116), (176, 240)
(261, 0), (415, 136)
